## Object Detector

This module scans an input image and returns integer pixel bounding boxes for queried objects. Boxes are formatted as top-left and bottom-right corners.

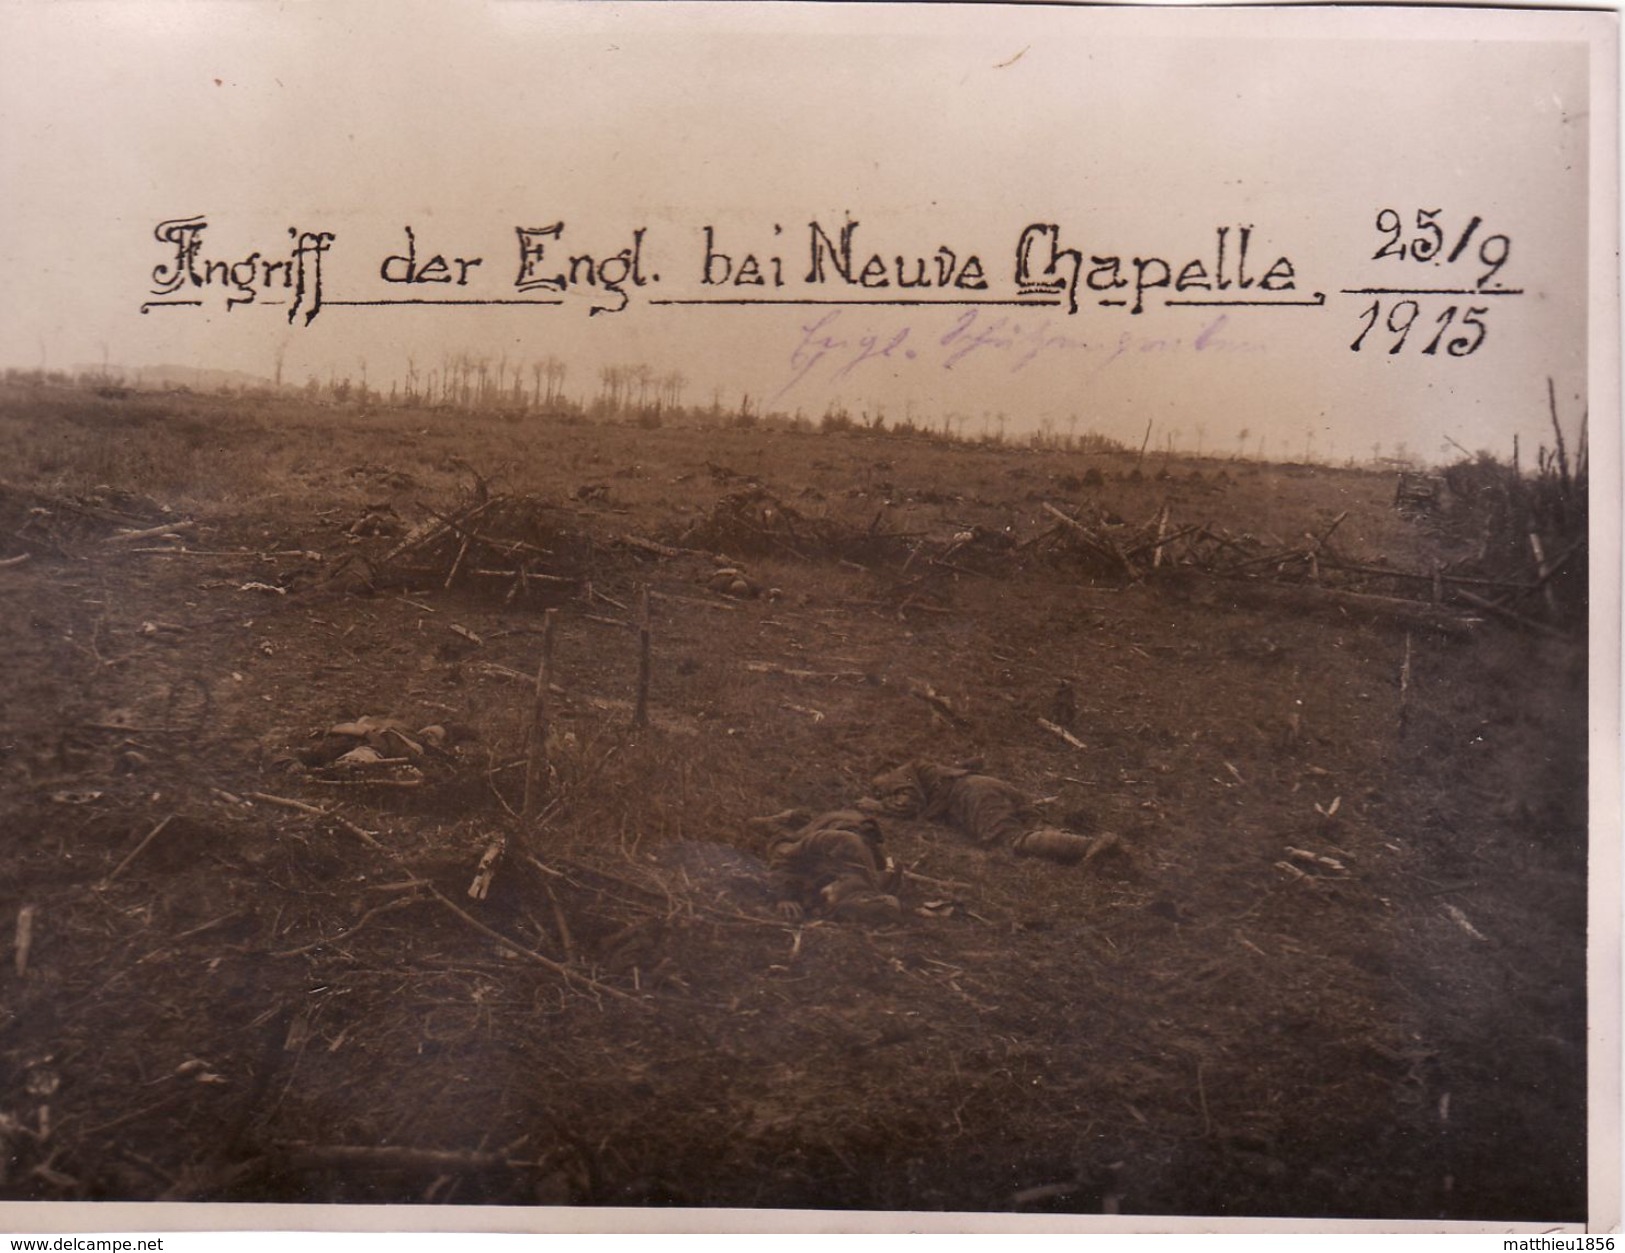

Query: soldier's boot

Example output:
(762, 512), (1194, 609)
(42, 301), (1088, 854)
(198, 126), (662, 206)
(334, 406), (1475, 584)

(827, 891), (903, 925)
(1012, 827), (1099, 865)
(821, 876), (903, 924)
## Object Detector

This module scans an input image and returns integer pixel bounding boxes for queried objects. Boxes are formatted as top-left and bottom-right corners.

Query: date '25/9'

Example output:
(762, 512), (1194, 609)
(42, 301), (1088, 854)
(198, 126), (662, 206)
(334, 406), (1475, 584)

(1351, 209), (1510, 356)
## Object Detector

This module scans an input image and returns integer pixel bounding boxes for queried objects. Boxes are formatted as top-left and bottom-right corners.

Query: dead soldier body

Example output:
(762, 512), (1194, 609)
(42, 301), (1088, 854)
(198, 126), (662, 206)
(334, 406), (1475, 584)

(869, 760), (1121, 865)
(747, 809), (904, 923)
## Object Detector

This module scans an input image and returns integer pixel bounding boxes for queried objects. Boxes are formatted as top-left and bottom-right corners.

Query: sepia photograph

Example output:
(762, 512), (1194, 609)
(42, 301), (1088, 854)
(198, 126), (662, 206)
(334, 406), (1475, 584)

(0, 0), (1616, 1234)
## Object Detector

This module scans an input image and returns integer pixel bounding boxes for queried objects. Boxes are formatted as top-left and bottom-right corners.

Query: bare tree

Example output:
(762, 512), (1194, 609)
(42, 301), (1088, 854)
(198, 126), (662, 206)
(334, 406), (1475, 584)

(457, 355), (474, 408)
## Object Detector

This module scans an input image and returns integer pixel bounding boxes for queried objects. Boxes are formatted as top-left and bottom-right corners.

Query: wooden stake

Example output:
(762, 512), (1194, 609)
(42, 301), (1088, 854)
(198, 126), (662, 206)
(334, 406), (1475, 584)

(1152, 504), (1170, 569)
(467, 837), (506, 900)
(1305, 510), (1348, 586)
(1398, 632), (1413, 730)
(444, 534), (471, 591)
(15, 905), (37, 976)
(1548, 376), (1570, 493)
(1528, 531), (1559, 618)
(522, 608), (558, 818)
(633, 586), (652, 729)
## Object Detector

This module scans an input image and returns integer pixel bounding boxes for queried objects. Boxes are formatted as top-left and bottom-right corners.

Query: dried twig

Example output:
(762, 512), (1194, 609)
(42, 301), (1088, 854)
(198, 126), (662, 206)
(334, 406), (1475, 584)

(245, 792), (387, 849)
(743, 661), (867, 682)
(273, 895), (425, 957)
(648, 589), (738, 612)
(443, 535), (471, 590)
(103, 519), (198, 546)
(423, 884), (650, 1009)
(102, 814), (176, 885)
(1037, 717), (1086, 750)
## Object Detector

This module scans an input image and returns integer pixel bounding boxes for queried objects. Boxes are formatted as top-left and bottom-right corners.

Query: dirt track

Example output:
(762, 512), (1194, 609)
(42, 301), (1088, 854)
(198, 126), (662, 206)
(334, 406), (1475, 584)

(0, 389), (1589, 1221)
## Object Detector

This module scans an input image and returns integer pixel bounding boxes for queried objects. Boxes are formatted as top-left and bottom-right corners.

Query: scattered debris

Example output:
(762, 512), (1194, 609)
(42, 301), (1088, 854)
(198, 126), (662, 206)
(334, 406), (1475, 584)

(1285, 846), (1347, 874)
(378, 494), (594, 604)
(1394, 472), (1443, 514)
(246, 792), (386, 850)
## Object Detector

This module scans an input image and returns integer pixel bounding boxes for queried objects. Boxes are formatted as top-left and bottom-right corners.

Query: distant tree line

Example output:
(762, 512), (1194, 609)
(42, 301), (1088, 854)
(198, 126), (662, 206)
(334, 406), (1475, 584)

(2, 363), (1481, 469)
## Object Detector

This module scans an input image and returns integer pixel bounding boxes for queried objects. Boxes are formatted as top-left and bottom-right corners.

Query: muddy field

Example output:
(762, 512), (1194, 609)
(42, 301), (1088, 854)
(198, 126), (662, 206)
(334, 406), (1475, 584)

(0, 384), (1590, 1223)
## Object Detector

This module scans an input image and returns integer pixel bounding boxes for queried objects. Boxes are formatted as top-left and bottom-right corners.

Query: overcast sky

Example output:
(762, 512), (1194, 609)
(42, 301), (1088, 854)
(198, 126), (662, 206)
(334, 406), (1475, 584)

(0, 2), (1609, 462)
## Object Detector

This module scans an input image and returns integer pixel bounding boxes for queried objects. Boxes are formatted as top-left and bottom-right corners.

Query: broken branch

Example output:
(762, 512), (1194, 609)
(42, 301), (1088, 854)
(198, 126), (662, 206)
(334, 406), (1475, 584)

(1036, 717), (1086, 749)
(102, 814), (176, 885)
